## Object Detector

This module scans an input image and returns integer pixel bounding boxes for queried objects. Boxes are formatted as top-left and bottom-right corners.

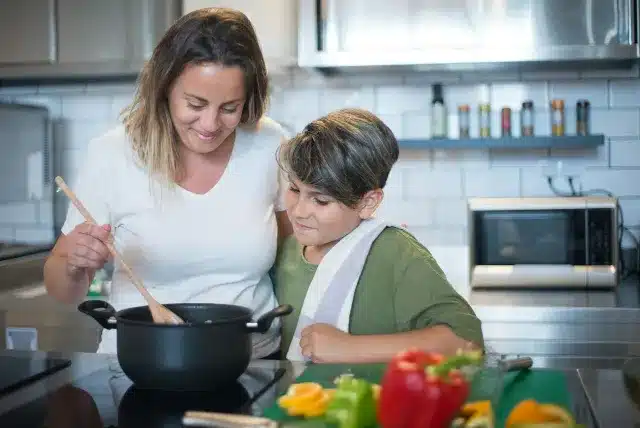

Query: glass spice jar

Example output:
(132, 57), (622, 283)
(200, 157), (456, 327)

(501, 107), (512, 137)
(576, 99), (590, 136)
(479, 103), (491, 138)
(458, 104), (471, 138)
(551, 99), (565, 136)
(520, 101), (534, 137)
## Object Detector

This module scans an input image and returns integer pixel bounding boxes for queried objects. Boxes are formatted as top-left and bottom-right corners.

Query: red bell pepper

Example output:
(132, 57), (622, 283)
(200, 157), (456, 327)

(377, 349), (482, 428)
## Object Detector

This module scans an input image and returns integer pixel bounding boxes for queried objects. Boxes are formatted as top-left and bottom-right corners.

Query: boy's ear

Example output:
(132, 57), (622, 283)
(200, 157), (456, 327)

(358, 189), (384, 219)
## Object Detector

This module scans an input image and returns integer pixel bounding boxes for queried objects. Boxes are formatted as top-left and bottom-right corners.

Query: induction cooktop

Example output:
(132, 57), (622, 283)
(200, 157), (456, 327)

(0, 355), (285, 428)
(0, 354), (71, 397)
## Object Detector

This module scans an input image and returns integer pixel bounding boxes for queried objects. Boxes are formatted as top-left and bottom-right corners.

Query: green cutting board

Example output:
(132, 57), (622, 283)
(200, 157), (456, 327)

(263, 363), (573, 428)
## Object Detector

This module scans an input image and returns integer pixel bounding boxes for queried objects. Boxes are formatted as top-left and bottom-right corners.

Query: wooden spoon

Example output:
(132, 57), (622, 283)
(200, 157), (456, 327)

(54, 176), (184, 325)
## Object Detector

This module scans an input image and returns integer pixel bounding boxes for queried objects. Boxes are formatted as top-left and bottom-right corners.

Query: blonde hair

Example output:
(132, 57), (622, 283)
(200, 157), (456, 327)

(121, 8), (269, 187)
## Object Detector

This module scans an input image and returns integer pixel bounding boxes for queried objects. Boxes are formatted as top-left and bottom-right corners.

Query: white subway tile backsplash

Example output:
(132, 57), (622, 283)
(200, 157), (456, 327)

(14, 226), (54, 244)
(279, 88), (320, 131)
(402, 112), (430, 138)
(460, 71), (520, 83)
(620, 198), (640, 227)
(491, 82), (548, 110)
(61, 95), (113, 121)
(609, 79), (640, 108)
(375, 86), (429, 114)
(0, 227), (13, 241)
(520, 167), (560, 196)
(409, 225), (467, 247)
(464, 168), (520, 197)
(489, 149), (550, 168)
(37, 83), (85, 95)
(54, 120), (113, 149)
(376, 113), (403, 138)
(610, 139), (640, 167)
(548, 80), (608, 108)
(4, 66), (640, 247)
(376, 200), (433, 226)
(0, 203), (38, 225)
(581, 169), (640, 197)
(319, 87), (375, 116)
(37, 201), (54, 225)
(85, 82), (136, 94)
(590, 109), (640, 138)
(432, 149), (490, 170)
(111, 94), (134, 122)
(549, 143), (609, 169)
(403, 72), (461, 86)
(432, 198), (468, 227)
(404, 168), (463, 198)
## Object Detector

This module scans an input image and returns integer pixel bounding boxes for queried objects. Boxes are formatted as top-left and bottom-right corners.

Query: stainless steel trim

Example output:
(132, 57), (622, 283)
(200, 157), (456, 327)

(471, 265), (617, 288)
(297, 0), (640, 70)
(299, 45), (640, 69)
(48, 0), (57, 62)
(298, 0), (318, 65)
(467, 196), (618, 211)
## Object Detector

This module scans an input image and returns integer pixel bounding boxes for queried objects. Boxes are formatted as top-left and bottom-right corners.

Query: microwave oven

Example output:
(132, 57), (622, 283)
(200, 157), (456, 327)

(468, 197), (618, 289)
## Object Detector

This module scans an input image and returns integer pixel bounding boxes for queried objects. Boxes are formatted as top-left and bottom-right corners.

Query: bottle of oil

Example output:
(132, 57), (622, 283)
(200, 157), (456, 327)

(431, 83), (447, 139)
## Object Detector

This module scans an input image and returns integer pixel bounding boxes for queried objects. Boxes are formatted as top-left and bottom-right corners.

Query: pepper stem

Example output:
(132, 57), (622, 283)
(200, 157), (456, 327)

(426, 350), (483, 378)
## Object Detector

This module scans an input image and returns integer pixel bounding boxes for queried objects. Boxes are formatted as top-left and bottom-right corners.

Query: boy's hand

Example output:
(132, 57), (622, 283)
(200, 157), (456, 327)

(299, 323), (352, 363)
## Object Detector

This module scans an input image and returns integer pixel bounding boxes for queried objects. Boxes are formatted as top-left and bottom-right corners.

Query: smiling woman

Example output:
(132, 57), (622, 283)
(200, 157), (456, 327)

(43, 7), (293, 358)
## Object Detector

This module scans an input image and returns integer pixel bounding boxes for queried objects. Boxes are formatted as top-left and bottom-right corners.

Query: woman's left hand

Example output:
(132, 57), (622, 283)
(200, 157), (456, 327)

(299, 323), (353, 363)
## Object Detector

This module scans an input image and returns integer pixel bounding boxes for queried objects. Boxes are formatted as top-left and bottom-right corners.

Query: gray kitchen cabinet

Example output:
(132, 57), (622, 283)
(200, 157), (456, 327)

(182, 0), (297, 73)
(56, 0), (130, 64)
(0, 0), (181, 80)
(0, 0), (56, 65)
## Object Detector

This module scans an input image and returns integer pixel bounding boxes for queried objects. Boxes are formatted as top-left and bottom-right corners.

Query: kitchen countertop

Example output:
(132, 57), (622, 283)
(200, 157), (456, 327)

(0, 349), (637, 427)
(469, 276), (640, 309)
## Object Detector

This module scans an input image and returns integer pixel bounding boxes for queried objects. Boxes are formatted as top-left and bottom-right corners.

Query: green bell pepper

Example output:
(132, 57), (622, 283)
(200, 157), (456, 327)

(325, 376), (376, 428)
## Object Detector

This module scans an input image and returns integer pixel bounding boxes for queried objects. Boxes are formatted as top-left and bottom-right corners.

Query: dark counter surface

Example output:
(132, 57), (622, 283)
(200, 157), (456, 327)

(0, 349), (638, 427)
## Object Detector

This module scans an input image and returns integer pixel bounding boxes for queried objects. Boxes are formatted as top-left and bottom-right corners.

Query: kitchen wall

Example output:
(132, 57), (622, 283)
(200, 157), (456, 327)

(1, 67), (639, 253)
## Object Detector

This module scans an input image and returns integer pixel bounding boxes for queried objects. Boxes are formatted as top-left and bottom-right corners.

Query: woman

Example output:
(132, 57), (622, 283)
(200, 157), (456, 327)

(43, 7), (292, 358)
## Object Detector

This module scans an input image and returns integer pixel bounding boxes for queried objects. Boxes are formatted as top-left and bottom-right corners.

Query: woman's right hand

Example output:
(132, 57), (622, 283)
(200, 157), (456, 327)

(65, 222), (112, 275)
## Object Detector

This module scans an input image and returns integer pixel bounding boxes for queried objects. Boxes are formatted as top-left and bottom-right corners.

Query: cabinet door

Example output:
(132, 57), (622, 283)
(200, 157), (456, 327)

(56, 0), (129, 64)
(182, 0), (297, 70)
(0, 0), (56, 64)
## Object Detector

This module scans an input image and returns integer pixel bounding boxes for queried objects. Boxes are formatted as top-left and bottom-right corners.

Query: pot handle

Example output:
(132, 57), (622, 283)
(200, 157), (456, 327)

(78, 300), (117, 330)
(246, 304), (293, 334)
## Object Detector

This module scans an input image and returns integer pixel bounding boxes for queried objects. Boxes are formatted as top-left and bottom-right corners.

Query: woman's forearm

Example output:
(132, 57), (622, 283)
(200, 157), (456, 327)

(43, 244), (94, 304)
(345, 326), (476, 364)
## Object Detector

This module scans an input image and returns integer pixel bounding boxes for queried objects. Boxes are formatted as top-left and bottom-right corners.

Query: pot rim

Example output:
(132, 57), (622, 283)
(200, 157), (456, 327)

(114, 303), (253, 328)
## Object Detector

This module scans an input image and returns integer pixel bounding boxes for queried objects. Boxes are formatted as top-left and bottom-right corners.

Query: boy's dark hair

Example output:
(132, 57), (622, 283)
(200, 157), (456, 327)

(278, 108), (399, 207)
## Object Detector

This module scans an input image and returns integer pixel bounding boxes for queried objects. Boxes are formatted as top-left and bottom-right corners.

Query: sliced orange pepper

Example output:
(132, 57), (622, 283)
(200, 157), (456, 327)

(277, 383), (334, 418)
(506, 399), (575, 427)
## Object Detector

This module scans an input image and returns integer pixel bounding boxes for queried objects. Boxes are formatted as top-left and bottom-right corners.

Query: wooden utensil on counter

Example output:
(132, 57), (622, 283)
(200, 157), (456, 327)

(183, 411), (278, 427)
(54, 176), (184, 325)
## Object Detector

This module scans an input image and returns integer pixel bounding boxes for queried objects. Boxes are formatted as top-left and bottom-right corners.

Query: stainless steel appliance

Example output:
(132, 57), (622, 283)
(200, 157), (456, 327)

(0, 103), (54, 262)
(298, 0), (640, 71)
(468, 197), (618, 289)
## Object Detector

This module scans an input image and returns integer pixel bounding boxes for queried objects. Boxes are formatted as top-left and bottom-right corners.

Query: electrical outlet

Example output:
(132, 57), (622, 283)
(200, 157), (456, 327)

(6, 327), (38, 351)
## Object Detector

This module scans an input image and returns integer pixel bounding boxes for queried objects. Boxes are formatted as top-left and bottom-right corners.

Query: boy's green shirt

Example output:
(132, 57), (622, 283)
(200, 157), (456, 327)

(271, 227), (484, 356)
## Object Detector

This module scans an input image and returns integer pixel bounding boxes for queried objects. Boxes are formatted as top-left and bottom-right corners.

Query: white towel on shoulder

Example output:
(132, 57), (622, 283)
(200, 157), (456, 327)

(286, 217), (392, 361)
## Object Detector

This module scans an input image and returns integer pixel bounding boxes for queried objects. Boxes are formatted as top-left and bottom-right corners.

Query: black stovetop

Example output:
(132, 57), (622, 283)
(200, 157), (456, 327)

(0, 356), (285, 428)
(0, 354), (71, 397)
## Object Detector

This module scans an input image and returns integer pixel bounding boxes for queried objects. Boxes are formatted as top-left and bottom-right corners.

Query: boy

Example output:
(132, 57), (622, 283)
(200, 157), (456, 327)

(272, 108), (483, 363)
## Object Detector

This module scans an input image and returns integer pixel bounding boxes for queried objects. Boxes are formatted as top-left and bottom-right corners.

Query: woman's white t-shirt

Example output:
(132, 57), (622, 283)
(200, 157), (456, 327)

(61, 117), (289, 358)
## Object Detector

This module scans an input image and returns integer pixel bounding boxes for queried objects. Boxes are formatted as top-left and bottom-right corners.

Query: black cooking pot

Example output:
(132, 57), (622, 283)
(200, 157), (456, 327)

(78, 300), (292, 392)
